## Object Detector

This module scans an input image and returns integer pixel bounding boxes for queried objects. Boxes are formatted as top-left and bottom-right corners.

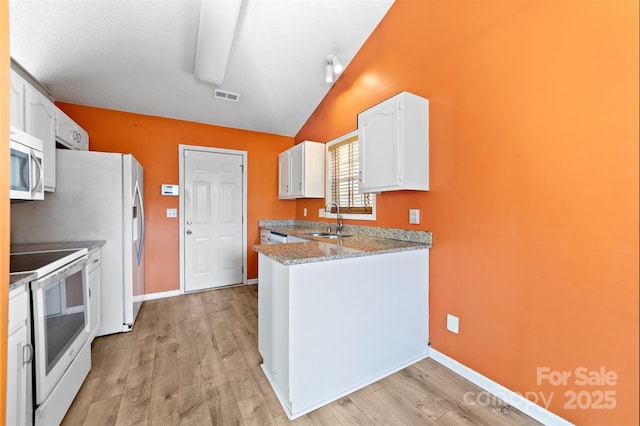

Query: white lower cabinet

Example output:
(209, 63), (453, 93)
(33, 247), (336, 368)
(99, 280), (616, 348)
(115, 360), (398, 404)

(258, 249), (429, 419)
(87, 248), (102, 341)
(6, 283), (33, 426)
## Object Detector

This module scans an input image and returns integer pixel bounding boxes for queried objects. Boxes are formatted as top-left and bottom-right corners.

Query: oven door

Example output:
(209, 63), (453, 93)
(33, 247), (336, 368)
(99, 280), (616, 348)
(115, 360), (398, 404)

(31, 256), (89, 405)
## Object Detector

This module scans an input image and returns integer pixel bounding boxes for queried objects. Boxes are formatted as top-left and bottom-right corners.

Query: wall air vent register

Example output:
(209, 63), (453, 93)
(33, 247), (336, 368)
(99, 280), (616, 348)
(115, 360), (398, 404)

(213, 89), (240, 102)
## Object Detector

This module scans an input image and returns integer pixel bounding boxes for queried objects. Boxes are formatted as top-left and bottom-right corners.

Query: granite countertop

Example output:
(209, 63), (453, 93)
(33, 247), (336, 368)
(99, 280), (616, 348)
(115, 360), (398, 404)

(254, 220), (431, 265)
(9, 240), (106, 291)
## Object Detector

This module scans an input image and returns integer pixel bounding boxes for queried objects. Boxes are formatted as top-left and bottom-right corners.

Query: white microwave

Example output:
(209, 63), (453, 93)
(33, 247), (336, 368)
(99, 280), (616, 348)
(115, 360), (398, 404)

(10, 126), (44, 201)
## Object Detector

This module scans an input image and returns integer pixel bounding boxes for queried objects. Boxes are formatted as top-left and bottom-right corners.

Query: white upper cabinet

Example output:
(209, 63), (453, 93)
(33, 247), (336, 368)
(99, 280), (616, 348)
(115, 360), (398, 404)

(11, 64), (91, 194)
(289, 143), (305, 198)
(278, 150), (291, 198)
(75, 126), (89, 151)
(56, 108), (89, 150)
(23, 80), (57, 193)
(358, 91), (429, 193)
(9, 69), (26, 130)
(278, 141), (325, 199)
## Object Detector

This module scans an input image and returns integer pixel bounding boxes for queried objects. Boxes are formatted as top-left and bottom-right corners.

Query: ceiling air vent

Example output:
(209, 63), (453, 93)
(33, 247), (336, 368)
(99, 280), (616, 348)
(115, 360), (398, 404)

(213, 89), (240, 102)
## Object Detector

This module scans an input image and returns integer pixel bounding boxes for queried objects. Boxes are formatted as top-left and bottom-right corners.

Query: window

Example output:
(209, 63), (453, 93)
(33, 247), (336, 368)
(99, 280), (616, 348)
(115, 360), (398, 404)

(325, 130), (375, 220)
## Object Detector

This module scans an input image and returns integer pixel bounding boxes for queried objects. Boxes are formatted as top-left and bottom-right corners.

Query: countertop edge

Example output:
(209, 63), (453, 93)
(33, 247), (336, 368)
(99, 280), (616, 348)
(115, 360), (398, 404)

(254, 243), (428, 266)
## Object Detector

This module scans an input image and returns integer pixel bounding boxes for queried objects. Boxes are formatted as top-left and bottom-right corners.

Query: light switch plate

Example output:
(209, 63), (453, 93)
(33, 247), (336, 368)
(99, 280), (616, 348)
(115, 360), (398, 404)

(166, 208), (177, 218)
(318, 208), (326, 218)
(409, 209), (420, 224)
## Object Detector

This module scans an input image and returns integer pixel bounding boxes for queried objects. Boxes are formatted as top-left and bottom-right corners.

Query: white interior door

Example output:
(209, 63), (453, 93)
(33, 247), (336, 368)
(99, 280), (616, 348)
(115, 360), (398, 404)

(183, 149), (244, 291)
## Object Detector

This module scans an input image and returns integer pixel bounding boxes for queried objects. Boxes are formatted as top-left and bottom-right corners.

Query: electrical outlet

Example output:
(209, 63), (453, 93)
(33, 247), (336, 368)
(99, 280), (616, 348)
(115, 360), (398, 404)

(303, 208), (307, 217)
(166, 208), (177, 218)
(447, 314), (459, 334)
(318, 208), (326, 218)
(409, 209), (420, 224)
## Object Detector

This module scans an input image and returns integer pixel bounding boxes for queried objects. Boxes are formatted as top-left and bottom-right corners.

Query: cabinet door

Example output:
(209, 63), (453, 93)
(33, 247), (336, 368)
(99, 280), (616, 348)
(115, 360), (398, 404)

(25, 85), (56, 192)
(88, 263), (102, 340)
(358, 97), (401, 192)
(75, 126), (89, 151)
(278, 151), (291, 198)
(55, 108), (77, 148)
(289, 144), (304, 197)
(7, 287), (32, 426)
(9, 69), (26, 130)
(6, 326), (31, 426)
(56, 108), (90, 150)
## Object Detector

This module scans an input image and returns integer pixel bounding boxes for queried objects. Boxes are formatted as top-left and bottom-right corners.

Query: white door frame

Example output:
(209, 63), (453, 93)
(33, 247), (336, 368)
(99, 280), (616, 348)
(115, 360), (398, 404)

(179, 144), (248, 294)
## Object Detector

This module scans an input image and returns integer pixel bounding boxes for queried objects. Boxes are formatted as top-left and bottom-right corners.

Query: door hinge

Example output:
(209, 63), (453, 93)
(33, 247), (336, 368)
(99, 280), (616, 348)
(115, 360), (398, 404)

(240, 164), (244, 173)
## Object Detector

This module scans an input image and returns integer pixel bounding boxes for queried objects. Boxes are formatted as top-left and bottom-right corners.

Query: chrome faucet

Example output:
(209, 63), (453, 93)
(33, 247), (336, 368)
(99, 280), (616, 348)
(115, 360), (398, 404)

(325, 201), (343, 235)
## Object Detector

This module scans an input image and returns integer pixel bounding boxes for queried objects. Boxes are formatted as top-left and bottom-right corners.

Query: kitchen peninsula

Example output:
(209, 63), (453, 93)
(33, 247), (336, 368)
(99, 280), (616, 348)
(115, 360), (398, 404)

(254, 221), (431, 419)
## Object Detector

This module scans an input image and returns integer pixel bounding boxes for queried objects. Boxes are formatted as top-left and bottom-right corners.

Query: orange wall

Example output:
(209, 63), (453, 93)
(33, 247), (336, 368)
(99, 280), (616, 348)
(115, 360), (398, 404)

(1, 0), (9, 421)
(56, 103), (295, 293)
(296, 1), (639, 424)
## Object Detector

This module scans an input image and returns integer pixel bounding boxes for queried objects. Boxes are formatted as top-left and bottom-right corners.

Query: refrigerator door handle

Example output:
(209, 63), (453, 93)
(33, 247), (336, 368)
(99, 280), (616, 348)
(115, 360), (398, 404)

(134, 181), (145, 266)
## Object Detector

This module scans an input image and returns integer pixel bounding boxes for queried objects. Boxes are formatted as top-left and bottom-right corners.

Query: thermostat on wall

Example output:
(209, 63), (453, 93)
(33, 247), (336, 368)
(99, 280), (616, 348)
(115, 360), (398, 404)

(161, 184), (179, 196)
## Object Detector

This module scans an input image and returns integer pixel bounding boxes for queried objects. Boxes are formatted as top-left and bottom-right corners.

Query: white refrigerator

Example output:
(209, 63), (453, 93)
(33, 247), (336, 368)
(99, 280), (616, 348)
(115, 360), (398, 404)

(11, 149), (145, 336)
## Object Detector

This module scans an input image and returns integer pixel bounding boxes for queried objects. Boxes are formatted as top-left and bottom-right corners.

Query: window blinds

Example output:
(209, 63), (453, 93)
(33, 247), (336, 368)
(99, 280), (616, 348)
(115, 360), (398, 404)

(327, 135), (372, 214)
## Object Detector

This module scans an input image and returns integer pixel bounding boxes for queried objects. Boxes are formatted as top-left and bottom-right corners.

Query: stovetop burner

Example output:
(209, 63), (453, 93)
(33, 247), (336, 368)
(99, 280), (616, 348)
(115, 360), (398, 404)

(10, 248), (88, 278)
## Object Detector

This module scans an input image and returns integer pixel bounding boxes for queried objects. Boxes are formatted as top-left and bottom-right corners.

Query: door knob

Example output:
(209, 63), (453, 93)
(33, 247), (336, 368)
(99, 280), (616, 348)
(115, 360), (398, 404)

(186, 230), (192, 235)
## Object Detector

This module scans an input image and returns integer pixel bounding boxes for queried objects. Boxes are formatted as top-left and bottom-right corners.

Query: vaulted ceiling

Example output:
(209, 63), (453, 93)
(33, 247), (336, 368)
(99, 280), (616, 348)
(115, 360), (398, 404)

(9, 0), (394, 137)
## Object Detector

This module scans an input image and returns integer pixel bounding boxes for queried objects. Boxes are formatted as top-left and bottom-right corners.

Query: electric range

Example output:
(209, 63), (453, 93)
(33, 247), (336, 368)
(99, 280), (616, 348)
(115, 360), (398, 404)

(10, 248), (88, 278)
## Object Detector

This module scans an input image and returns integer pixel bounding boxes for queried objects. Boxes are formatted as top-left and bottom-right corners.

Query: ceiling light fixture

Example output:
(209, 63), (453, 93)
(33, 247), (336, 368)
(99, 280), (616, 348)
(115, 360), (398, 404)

(325, 54), (344, 83)
(194, 0), (243, 86)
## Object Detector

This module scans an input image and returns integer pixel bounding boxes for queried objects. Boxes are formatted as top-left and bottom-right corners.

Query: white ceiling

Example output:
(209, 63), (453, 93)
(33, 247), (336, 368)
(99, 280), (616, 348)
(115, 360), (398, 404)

(9, 0), (394, 137)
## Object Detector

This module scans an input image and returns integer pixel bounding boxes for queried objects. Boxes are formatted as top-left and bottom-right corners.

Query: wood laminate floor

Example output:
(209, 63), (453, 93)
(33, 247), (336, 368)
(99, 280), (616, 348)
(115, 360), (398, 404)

(62, 285), (540, 425)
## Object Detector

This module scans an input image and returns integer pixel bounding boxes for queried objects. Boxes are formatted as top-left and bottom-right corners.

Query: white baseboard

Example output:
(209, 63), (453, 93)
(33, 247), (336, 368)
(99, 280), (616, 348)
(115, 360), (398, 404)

(246, 278), (258, 285)
(142, 289), (180, 301)
(428, 348), (573, 426)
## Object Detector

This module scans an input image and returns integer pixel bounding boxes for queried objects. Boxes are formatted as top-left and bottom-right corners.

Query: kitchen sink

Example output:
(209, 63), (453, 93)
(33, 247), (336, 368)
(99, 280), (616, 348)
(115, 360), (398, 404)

(304, 232), (353, 239)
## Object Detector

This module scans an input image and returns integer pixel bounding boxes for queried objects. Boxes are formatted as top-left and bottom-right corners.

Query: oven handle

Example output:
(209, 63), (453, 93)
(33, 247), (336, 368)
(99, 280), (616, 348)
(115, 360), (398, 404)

(23, 343), (33, 365)
(33, 255), (89, 289)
